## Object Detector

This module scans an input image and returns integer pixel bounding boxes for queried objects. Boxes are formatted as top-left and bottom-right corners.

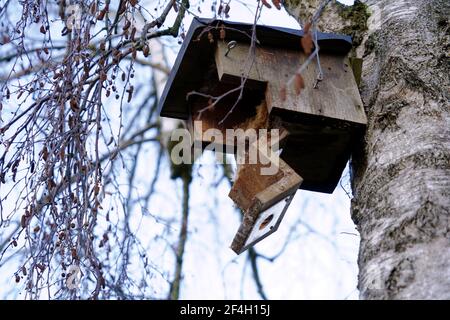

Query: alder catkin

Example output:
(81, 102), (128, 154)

(279, 86), (287, 102)
(272, 0), (281, 10)
(143, 45), (150, 57)
(261, 0), (272, 9)
(301, 33), (313, 55)
(294, 73), (305, 95)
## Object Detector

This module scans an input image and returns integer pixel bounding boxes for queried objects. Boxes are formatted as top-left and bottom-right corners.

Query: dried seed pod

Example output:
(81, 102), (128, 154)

(118, 1), (127, 15)
(97, 9), (106, 21)
(279, 85), (287, 102)
(94, 184), (100, 195)
(294, 73), (305, 95)
(304, 22), (312, 34)
(123, 20), (131, 31)
(301, 32), (313, 55)
(90, 2), (97, 15)
(42, 146), (49, 161)
(143, 45), (150, 57)
(100, 71), (107, 82)
(272, 0), (281, 10)
(21, 215), (27, 228)
(70, 98), (79, 112)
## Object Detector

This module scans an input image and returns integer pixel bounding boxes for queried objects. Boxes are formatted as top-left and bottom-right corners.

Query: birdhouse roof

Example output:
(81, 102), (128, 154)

(158, 18), (352, 120)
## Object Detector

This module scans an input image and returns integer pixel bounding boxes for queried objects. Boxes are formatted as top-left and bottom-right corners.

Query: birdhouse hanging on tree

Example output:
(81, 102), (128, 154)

(158, 18), (367, 254)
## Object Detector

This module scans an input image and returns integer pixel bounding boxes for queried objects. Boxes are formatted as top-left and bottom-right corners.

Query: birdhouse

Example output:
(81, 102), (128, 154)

(158, 18), (366, 254)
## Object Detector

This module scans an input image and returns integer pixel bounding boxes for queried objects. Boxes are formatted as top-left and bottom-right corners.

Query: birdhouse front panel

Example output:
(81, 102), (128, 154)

(215, 41), (367, 125)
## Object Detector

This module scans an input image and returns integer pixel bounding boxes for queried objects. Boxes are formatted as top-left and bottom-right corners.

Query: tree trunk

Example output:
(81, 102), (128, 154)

(284, 0), (450, 299)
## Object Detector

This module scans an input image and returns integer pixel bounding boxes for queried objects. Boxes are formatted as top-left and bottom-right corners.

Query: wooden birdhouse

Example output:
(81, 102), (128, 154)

(158, 18), (367, 254)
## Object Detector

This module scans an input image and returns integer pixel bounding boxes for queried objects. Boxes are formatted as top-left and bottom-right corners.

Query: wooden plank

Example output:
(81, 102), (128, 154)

(215, 41), (367, 125)
(229, 137), (302, 254)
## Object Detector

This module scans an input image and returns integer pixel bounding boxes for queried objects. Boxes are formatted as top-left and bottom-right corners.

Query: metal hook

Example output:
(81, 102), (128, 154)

(313, 72), (323, 89)
(225, 40), (237, 57)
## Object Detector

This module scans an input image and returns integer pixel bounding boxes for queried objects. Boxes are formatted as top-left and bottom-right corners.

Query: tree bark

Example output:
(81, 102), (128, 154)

(284, 0), (450, 299)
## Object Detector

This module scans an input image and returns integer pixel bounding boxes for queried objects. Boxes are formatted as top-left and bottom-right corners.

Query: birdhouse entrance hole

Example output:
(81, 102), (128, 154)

(188, 57), (269, 151)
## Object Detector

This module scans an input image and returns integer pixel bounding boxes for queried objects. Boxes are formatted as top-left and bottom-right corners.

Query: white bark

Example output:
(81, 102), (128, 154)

(284, 0), (450, 299)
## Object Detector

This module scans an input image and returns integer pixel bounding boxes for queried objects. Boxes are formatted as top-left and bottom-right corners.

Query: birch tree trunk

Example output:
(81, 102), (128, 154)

(284, 0), (450, 299)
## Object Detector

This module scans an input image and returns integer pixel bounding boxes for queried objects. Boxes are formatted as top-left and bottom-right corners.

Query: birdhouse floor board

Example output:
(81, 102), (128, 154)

(229, 152), (302, 253)
(229, 162), (285, 212)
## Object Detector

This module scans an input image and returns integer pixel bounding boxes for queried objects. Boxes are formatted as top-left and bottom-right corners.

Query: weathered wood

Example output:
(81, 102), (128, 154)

(160, 20), (369, 254)
(215, 41), (367, 193)
(229, 137), (302, 254)
(215, 41), (367, 125)
(278, 118), (360, 193)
